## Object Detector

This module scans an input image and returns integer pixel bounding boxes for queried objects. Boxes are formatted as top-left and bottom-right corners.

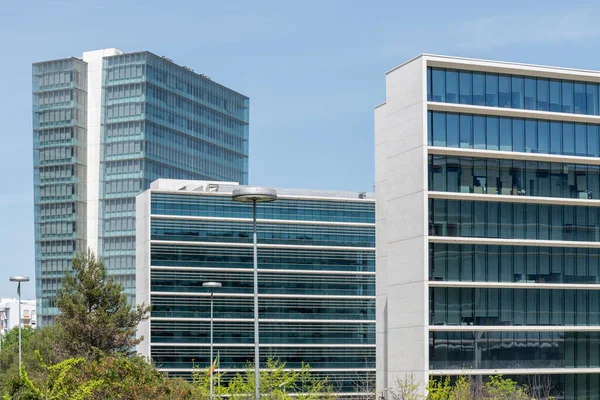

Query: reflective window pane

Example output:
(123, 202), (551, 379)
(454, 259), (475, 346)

(499, 75), (511, 107)
(537, 78), (549, 111)
(473, 72), (485, 106)
(431, 68), (445, 102)
(445, 70), (459, 103)
(511, 76), (524, 108)
(459, 71), (472, 104)
(485, 74), (499, 107)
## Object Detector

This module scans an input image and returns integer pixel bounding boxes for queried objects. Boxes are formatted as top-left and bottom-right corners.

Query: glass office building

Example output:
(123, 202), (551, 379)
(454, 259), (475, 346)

(33, 49), (249, 325)
(376, 55), (600, 399)
(136, 179), (375, 393)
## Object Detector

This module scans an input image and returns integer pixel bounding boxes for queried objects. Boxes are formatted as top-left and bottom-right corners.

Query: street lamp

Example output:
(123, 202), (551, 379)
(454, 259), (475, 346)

(232, 187), (277, 400)
(203, 281), (222, 400)
(9, 275), (29, 374)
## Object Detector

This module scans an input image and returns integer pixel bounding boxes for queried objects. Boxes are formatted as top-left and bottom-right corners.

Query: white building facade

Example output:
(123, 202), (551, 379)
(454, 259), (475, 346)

(376, 54), (600, 399)
(0, 298), (36, 336)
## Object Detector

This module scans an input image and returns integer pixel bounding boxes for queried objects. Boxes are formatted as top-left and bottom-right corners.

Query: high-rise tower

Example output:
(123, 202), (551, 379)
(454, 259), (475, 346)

(33, 48), (249, 325)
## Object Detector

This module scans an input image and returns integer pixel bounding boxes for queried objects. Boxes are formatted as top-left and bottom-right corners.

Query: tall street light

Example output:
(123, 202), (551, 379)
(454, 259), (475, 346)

(203, 281), (222, 400)
(9, 275), (29, 374)
(232, 187), (277, 400)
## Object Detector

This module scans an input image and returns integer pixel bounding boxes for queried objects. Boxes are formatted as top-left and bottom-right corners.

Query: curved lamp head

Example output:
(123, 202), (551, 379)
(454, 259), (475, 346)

(232, 187), (277, 203)
(9, 276), (29, 283)
(202, 282), (222, 289)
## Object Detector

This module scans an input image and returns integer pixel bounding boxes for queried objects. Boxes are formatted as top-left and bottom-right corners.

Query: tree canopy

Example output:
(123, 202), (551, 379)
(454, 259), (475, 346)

(54, 250), (150, 357)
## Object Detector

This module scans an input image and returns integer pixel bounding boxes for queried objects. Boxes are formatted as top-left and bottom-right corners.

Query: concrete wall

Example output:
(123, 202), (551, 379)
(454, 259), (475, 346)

(375, 55), (429, 397)
(82, 48), (123, 256)
(135, 190), (152, 357)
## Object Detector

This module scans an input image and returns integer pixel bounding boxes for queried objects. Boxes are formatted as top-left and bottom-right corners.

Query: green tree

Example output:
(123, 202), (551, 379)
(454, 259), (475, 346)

(485, 375), (529, 400)
(426, 376), (452, 400)
(0, 326), (62, 393)
(3, 350), (104, 400)
(4, 351), (195, 400)
(54, 250), (150, 357)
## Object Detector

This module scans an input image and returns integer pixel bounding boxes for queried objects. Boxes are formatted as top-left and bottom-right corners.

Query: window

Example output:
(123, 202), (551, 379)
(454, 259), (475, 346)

(513, 119), (525, 152)
(473, 116), (486, 150)
(549, 80), (561, 112)
(587, 83), (599, 116)
(524, 78), (537, 110)
(459, 115), (472, 148)
(459, 71), (472, 104)
(447, 114), (459, 148)
(499, 117), (512, 152)
(563, 123), (575, 155)
(433, 112), (446, 146)
(473, 72), (485, 106)
(511, 76), (524, 108)
(537, 78), (549, 111)
(562, 81), (574, 113)
(445, 70), (459, 103)
(485, 74), (498, 107)
(588, 125), (599, 157)
(538, 122), (549, 154)
(576, 124), (587, 156)
(525, 120), (537, 153)
(575, 83), (587, 114)
(550, 122), (562, 154)
(499, 75), (511, 107)
(486, 117), (499, 151)
(432, 69), (445, 102)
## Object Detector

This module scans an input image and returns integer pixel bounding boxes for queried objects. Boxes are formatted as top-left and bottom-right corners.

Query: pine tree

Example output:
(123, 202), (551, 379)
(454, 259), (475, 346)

(54, 250), (150, 358)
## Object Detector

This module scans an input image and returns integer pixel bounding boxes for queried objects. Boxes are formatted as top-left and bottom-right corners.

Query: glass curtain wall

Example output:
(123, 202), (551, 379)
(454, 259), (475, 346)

(33, 58), (88, 325)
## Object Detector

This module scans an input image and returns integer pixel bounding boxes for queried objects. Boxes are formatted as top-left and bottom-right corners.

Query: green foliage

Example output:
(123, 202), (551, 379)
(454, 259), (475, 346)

(424, 375), (537, 399)
(191, 365), (229, 399)
(426, 376), (452, 400)
(192, 358), (334, 400)
(54, 250), (150, 357)
(3, 352), (194, 400)
(3, 350), (104, 400)
(485, 375), (529, 400)
(0, 326), (62, 392)
(390, 374), (423, 400)
(0, 249), (335, 399)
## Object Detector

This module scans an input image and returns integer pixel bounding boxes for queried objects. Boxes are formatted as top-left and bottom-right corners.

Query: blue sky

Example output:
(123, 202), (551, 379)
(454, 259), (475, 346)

(1, 0), (600, 298)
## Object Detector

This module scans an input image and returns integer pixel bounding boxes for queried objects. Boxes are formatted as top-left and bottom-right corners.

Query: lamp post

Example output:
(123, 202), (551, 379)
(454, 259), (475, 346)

(232, 187), (277, 400)
(9, 276), (29, 375)
(203, 281), (222, 400)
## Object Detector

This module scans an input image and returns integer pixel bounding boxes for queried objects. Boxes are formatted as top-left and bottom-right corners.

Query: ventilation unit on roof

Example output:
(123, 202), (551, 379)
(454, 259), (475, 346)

(358, 192), (366, 199)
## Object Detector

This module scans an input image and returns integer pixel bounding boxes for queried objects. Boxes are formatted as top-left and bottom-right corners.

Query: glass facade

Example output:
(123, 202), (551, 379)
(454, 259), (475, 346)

(34, 50), (249, 324)
(429, 198), (600, 242)
(430, 330), (600, 369)
(428, 111), (600, 157)
(426, 62), (600, 399)
(430, 287), (600, 326)
(428, 67), (600, 116)
(33, 58), (88, 325)
(145, 190), (375, 390)
(100, 52), (249, 297)
(429, 155), (600, 199)
(430, 243), (600, 284)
